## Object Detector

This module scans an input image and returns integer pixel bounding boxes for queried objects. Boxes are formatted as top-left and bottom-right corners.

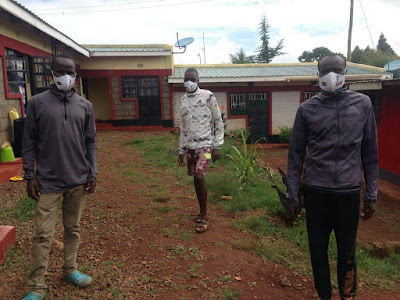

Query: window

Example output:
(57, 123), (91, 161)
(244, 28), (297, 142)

(31, 57), (53, 89)
(5, 48), (29, 96)
(122, 76), (159, 99)
(122, 76), (138, 99)
(303, 91), (319, 101)
(230, 92), (269, 115)
(230, 93), (248, 115)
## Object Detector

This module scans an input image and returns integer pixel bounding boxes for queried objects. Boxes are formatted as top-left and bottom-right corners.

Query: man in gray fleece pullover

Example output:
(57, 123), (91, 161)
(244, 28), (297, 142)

(287, 54), (378, 300)
(22, 54), (96, 300)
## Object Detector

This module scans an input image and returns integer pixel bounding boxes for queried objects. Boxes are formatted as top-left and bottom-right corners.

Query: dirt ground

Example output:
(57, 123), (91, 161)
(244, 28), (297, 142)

(0, 131), (399, 299)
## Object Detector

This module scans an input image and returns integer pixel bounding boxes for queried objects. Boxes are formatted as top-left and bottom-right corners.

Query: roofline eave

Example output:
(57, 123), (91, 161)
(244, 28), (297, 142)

(168, 74), (390, 84)
(1, 0), (90, 57)
(90, 51), (172, 57)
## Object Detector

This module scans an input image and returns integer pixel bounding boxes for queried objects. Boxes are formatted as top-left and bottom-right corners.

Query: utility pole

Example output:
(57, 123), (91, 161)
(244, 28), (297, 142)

(203, 33), (207, 64)
(347, 0), (354, 61)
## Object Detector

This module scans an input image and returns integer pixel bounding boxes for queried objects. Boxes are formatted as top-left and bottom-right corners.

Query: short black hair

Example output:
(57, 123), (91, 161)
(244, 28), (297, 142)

(51, 53), (75, 70)
(184, 68), (199, 78)
(317, 54), (346, 70)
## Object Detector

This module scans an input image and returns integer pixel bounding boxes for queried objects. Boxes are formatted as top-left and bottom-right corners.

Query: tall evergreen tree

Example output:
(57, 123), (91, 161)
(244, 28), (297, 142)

(256, 14), (284, 63)
(377, 33), (397, 56)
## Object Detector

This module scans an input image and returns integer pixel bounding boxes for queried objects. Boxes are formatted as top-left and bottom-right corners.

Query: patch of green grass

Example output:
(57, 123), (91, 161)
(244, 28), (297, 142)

(178, 230), (193, 242)
(221, 287), (240, 299)
(154, 205), (177, 214)
(14, 197), (35, 221)
(218, 274), (232, 283)
(187, 263), (203, 278)
(188, 246), (204, 260)
(233, 215), (400, 289)
(169, 244), (186, 256)
(162, 227), (176, 237)
(1, 247), (29, 271)
(125, 139), (144, 145)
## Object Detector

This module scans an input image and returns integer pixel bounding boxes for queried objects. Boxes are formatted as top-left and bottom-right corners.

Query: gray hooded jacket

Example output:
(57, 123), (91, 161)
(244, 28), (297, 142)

(22, 85), (97, 194)
(287, 86), (378, 203)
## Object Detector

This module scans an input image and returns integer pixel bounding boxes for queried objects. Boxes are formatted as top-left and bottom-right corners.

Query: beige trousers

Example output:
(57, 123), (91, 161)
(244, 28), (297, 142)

(28, 184), (86, 294)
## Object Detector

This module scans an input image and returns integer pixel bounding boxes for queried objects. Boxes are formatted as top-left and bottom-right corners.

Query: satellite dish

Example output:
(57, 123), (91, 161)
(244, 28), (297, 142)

(384, 59), (400, 71)
(173, 33), (194, 54)
(174, 37), (194, 48)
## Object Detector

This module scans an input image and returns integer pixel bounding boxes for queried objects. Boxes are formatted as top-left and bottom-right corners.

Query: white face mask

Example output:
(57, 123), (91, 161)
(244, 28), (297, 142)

(52, 72), (76, 91)
(319, 71), (345, 92)
(184, 80), (198, 93)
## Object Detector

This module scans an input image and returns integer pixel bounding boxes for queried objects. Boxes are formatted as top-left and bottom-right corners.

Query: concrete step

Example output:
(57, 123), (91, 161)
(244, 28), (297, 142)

(0, 158), (23, 184)
(0, 226), (16, 265)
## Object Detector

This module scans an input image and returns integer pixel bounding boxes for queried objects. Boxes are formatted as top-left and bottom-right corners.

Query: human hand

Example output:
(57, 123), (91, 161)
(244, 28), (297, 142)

(27, 178), (40, 201)
(212, 149), (220, 162)
(86, 176), (96, 195)
(361, 201), (375, 221)
(178, 154), (185, 166)
(286, 200), (301, 221)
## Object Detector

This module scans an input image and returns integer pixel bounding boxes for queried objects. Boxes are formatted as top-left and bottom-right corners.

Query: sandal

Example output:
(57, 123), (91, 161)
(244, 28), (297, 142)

(62, 270), (92, 287)
(22, 292), (46, 300)
(193, 212), (202, 223)
(195, 219), (208, 233)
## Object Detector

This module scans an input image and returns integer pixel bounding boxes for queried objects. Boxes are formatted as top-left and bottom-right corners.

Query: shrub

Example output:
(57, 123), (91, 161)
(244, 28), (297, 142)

(279, 126), (292, 143)
(226, 130), (262, 184)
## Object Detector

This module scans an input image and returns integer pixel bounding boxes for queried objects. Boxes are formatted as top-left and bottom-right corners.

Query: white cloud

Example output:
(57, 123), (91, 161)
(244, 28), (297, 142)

(17, 0), (400, 64)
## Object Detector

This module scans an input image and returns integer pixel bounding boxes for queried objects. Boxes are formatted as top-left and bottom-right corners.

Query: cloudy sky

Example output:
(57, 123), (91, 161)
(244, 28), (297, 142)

(18, 0), (400, 64)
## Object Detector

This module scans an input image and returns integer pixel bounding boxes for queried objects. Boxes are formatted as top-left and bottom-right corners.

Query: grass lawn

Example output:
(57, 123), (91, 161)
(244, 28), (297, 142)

(126, 133), (400, 291)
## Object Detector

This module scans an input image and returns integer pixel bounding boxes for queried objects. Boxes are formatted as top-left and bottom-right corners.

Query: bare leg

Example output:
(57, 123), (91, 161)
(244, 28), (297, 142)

(194, 174), (207, 220)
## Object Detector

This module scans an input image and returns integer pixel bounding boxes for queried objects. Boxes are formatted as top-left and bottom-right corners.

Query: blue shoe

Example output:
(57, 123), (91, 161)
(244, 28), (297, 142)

(62, 270), (92, 287)
(22, 291), (46, 300)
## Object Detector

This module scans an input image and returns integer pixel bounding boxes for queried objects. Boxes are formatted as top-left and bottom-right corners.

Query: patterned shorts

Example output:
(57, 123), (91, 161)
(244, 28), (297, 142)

(186, 147), (212, 176)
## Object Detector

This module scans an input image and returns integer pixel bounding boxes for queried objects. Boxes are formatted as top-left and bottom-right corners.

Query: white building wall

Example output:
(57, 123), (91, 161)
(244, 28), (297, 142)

(271, 91), (300, 135)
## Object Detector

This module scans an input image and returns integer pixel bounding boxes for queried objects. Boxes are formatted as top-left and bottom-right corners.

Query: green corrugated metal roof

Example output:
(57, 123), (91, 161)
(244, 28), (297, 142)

(171, 63), (388, 79)
(85, 46), (170, 53)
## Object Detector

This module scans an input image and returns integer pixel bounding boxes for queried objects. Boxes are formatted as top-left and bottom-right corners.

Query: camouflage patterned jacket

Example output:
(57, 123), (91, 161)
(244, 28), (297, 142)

(179, 88), (224, 154)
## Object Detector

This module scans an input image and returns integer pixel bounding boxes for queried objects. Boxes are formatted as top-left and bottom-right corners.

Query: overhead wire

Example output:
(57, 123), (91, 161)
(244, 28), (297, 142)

(358, 0), (375, 49)
(36, 0), (213, 15)
(32, 0), (174, 12)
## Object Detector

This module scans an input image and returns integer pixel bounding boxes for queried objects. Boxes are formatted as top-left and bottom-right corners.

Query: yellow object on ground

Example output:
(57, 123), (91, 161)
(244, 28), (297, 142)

(10, 176), (24, 182)
(204, 153), (212, 160)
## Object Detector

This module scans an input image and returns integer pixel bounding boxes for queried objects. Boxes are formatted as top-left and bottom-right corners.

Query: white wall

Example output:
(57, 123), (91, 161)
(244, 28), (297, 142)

(271, 91), (300, 135)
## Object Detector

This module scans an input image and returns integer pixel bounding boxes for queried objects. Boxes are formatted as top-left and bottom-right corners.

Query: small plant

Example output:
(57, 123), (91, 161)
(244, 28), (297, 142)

(226, 130), (263, 184)
(169, 244), (186, 256)
(187, 263), (203, 277)
(279, 126), (292, 143)
(218, 274), (232, 283)
(221, 287), (240, 299)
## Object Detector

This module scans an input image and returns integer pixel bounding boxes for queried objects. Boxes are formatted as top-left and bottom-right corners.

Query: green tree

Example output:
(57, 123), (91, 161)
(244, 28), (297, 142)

(298, 47), (333, 62)
(351, 33), (399, 68)
(255, 14), (284, 63)
(377, 33), (397, 56)
(229, 48), (255, 64)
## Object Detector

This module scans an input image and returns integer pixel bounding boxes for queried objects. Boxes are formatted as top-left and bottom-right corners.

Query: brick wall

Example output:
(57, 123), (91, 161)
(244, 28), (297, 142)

(161, 76), (170, 120)
(111, 76), (137, 120)
(0, 59), (22, 144)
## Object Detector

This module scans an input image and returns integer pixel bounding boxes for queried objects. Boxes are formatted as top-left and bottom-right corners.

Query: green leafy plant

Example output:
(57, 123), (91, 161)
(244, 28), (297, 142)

(226, 130), (263, 184)
(279, 126), (292, 143)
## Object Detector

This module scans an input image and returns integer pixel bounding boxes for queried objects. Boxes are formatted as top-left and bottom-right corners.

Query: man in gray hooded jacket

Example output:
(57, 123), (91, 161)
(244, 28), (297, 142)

(287, 54), (378, 300)
(22, 53), (96, 300)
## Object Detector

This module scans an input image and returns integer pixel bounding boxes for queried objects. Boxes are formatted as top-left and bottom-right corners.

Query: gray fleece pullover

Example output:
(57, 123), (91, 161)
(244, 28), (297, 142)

(287, 86), (378, 203)
(22, 85), (97, 194)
